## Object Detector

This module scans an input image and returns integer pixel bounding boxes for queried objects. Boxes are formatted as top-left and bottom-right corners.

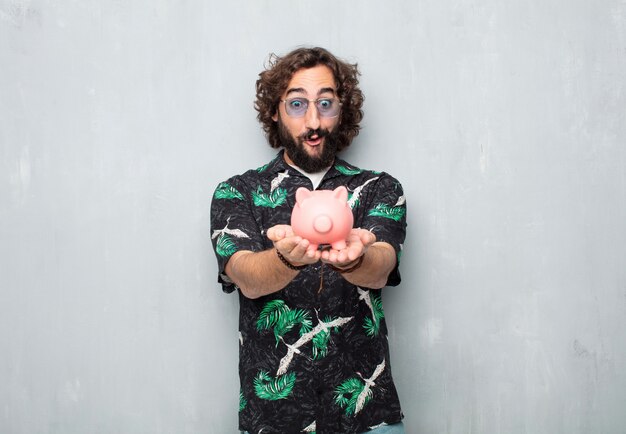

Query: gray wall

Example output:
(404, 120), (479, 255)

(1, 1), (625, 433)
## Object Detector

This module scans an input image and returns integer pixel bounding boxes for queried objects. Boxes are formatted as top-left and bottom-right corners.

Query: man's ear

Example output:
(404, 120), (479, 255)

(272, 111), (278, 122)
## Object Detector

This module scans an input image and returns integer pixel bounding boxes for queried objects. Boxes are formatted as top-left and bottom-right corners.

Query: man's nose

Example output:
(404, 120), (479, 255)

(304, 103), (321, 130)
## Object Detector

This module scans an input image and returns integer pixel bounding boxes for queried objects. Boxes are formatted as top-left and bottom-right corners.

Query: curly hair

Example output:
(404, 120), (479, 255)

(255, 47), (364, 152)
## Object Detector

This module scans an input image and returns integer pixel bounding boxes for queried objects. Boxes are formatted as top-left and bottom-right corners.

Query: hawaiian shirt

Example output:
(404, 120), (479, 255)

(210, 151), (407, 434)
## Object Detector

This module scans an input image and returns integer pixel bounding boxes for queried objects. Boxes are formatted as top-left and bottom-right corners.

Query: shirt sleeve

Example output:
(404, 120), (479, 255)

(359, 173), (407, 287)
(210, 175), (265, 294)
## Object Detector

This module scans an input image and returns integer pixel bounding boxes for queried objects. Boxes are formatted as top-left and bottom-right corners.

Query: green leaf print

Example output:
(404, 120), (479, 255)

(311, 328), (330, 360)
(299, 315), (313, 336)
(256, 162), (270, 172)
(364, 293), (385, 337)
(216, 234), (237, 257)
(257, 300), (290, 332)
(311, 317), (339, 360)
(334, 377), (370, 416)
(254, 371), (296, 401)
(363, 317), (377, 337)
(367, 203), (406, 221)
(334, 359), (386, 416)
(214, 182), (244, 200)
(252, 186), (287, 208)
(371, 293), (384, 319)
(335, 164), (362, 175)
(273, 308), (312, 346)
(257, 301), (312, 346)
(239, 390), (247, 412)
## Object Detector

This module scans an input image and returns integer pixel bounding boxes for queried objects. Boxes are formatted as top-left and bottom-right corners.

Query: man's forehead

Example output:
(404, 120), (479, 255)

(284, 65), (337, 96)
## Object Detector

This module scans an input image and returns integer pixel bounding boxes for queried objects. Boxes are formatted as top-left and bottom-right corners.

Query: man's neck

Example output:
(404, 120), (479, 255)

(283, 153), (332, 190)
(282, 151), (333, 176)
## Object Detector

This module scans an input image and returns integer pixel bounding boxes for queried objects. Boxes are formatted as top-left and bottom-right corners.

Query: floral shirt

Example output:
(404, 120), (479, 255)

(210, 151), (407, 434)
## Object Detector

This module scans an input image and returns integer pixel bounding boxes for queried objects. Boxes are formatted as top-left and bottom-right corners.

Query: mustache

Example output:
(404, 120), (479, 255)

(300, 128), (330, 141)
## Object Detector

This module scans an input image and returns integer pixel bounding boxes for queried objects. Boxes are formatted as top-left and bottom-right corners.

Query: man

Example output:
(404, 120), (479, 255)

(210, 47), (407, 434)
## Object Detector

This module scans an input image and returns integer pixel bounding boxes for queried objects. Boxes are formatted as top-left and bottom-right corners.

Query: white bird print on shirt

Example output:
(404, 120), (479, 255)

(347, 176), (380, 209)
(355, 359), (386, 415)
(270, 170), (290, 193)
(211, 217), (250, 240)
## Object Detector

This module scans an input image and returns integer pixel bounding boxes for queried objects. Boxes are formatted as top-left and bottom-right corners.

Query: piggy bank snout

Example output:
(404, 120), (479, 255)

(313, 214), (333, 234)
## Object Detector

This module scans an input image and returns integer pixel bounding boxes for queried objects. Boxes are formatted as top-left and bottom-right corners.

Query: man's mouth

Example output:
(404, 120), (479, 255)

(304, 136), (322, 146)
(301, 129), (328, 147)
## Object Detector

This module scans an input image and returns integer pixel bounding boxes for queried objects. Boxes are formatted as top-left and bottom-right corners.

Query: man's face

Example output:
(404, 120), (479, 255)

(272, 65), (341, 172)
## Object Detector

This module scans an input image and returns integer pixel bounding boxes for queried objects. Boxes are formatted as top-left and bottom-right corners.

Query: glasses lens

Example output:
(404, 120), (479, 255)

(285, 98), (308, 117)
(316, 98), (340, 118)
(284, 98), (341, 118)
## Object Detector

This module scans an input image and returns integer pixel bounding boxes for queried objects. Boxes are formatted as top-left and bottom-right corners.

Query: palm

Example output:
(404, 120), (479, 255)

(322, 229), (375, 264)
(267, 224), (321, 264)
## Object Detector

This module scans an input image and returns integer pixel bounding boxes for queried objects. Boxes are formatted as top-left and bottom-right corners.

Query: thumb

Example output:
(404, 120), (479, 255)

(360, 229), (376, 246)
(267, 224), (295, 242)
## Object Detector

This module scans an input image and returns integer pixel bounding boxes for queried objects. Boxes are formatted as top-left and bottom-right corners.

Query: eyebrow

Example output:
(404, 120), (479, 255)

(285, 87), (337, 97)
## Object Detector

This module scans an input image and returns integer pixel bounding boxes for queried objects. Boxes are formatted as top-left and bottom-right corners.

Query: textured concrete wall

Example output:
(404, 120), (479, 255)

(1, 1), (625, 432)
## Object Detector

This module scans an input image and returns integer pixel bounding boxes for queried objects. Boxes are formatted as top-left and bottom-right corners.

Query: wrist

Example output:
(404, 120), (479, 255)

(328, 254), (364, 274)
(275, 249), (307, 271)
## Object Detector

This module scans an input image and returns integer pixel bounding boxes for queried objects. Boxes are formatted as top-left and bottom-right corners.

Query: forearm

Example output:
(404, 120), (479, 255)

(335, 242), (397, 289)
(225, 249), (300, 299)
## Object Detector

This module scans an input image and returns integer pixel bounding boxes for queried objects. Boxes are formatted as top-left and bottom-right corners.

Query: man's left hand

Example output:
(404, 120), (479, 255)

(320, 228), (376, 266)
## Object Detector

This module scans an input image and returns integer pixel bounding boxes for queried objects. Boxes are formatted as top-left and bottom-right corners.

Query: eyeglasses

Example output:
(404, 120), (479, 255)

(280, 97), (341, 118)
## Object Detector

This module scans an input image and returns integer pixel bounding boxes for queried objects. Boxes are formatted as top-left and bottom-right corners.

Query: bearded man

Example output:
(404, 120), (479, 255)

(210, 47), (407, 434)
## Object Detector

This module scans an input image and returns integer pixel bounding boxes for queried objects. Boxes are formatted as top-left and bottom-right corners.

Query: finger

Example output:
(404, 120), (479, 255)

(275, 236), (303, 252)
(306, 248), (322, 261)
(267, 225), (294, 241)
(363, 232), (376, 246)
(287, 238), (310, 259)
(343, 249), (357, 263)
(354, 229), (374, 246)
(266, 227), (284, 241)
(338, 250), (352, 263)
(320, 249), (330, 261)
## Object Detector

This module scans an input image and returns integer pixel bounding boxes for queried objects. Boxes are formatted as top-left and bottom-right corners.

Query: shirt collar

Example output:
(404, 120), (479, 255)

(263, 150), (362, 181)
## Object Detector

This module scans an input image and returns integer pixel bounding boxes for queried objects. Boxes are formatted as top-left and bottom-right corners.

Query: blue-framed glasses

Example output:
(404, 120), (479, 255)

(281, 97), (341, 118)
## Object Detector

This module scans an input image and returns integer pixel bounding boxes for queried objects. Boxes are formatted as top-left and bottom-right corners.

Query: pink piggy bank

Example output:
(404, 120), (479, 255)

(291, 186), (354, 250)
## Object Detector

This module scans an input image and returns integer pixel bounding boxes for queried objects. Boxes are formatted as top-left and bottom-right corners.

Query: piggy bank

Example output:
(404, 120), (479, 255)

(291, 186), (354, 250)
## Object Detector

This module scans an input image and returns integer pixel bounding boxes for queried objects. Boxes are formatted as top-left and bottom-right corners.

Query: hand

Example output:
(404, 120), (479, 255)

(267, 224), (321, 266)
(321, 228), (376, 266)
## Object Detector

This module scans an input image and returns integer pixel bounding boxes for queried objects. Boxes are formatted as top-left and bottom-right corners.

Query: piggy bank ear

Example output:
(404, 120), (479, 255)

(333, 186), (349, 202)
(295, 187), (313, 204)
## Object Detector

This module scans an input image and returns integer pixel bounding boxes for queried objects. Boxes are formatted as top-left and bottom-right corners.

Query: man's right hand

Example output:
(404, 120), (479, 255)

(224, 225), (322, 299)
(267, 224), (321, 266)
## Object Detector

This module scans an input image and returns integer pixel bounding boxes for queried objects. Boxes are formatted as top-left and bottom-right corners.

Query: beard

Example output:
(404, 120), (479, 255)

(278, 116), (339, 173)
